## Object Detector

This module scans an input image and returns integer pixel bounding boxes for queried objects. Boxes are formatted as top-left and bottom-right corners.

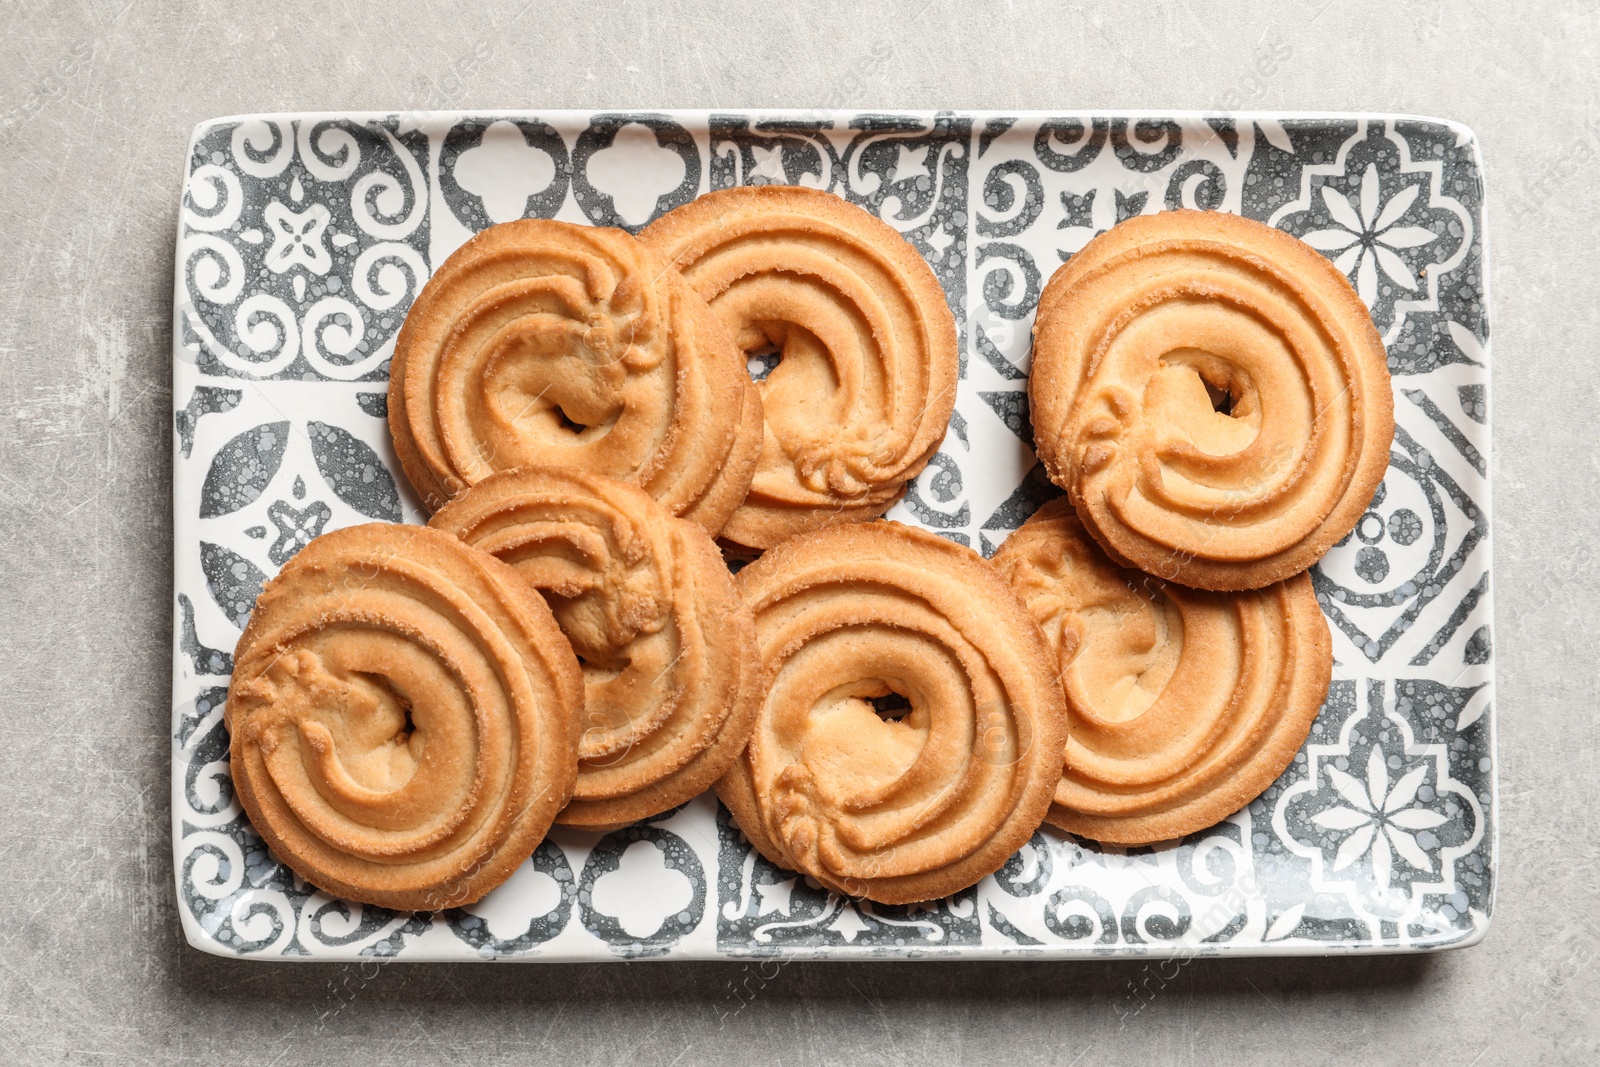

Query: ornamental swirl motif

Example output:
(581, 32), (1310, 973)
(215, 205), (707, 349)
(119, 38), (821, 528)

(181, 118), (428, 382)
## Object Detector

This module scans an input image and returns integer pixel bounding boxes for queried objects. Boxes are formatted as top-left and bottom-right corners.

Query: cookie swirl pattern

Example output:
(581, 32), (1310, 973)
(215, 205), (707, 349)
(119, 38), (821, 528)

(389, 219), (762, 535)
(226, 524), (581, 910)
(640, 186), (959, 549)
(1030, 209), (1394, 590)
(719, 522), (1067, 904)
(993, 500), (1332, 845)
(431, 467), (762, 831)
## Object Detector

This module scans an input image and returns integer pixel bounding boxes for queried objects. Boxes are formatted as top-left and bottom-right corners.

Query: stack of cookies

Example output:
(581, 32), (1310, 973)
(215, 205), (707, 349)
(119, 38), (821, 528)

(225, 190), (1392, 910)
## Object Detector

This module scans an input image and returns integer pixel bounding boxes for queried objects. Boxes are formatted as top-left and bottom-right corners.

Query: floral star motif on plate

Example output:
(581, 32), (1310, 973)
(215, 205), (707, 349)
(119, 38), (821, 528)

(1301, 163), (1438, 307)
(267, 499), (332, 565)
(1312, 745), (1449, 893)
(263, 199), (332, 276)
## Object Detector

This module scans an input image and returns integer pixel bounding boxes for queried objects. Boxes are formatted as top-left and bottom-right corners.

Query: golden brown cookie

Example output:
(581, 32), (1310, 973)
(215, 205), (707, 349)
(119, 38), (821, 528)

(992, 499), (1332, 845)
(389, 219), (762, 536)
(640, 186), (959, 549)
(719, 521), (1068, 904)
(1029, 209), (1394, 590)
(226, 523), (581, 910)
(430, 467), (762, 831)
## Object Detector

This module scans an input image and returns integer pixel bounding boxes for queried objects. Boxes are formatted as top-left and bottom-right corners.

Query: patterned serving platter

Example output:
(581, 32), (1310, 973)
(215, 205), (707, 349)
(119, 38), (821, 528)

(171, 110), (1495, 961)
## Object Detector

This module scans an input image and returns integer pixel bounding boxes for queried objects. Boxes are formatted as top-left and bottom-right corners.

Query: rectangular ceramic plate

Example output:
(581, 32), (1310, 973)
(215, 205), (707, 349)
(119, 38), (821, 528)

(172, 110), (1496, 961)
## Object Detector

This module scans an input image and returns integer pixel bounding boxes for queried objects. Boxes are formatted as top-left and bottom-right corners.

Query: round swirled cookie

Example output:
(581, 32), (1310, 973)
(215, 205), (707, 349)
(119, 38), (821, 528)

(1030, 209), (1394, 590)
(226, 524), (581, 910)
(640, 186), (958, 550)
(389, 219), (762, 536)
(719, 521), (1067, 904)
(993, 499), (1332, 845)
(431, 467), (763, 831)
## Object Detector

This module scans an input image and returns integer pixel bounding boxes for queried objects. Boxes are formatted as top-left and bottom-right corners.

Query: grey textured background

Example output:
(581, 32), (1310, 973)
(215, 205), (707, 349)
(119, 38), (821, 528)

(0, 1), (1594, 1063)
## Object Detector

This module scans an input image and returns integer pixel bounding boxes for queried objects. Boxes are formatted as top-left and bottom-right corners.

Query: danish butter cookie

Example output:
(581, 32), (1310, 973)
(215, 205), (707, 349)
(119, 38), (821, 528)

(640, 186), (958, 549)
(227, 524), (581, 910)
(389, 219), (762, 536)
(1030, 210), (1394, 590)
(431, 467), (762, 831)
(993, 500), (1332, 845)
(719, 521), (1067, 904)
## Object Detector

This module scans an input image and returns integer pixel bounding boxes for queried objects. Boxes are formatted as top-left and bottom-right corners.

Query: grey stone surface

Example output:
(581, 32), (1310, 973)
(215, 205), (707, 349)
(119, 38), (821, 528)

(0, 0), (1595, 1062)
